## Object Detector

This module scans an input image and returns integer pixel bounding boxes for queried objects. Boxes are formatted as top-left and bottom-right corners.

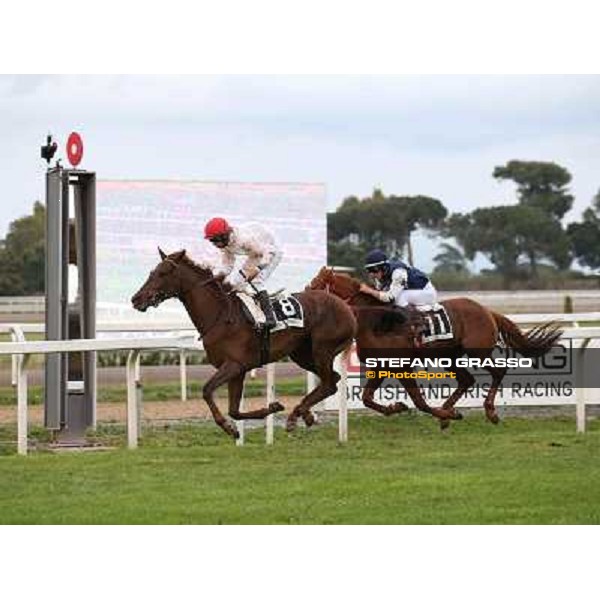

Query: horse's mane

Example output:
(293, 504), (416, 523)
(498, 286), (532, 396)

(334, 271), (361, 289)
(177, 252), (234, 294)
(179, 252), (214, 276)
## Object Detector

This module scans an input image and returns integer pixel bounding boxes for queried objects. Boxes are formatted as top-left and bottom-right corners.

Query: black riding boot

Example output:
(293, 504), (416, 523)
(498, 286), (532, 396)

(256, 290), (277, 329)
(406, 305), (426, 347)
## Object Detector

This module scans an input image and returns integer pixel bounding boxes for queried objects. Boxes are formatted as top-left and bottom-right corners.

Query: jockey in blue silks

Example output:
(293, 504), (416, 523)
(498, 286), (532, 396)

(359, 249), (438, 308)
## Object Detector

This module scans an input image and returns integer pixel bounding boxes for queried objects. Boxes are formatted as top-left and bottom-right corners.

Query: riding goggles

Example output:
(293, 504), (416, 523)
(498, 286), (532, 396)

(366, 264), (386, 273)
(209, 234), (230, 245)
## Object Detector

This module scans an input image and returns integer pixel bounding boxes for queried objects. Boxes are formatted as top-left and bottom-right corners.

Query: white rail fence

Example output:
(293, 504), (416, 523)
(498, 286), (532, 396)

(1, 313), (599, 455)
(1, 335), (189, 455)
(0, 296), (45, 314)
(0, 333), (309, 455)
(437, 291), (600, 313)
(1, 335), (301, 454)
(1, 322), (197, 399)
(4, 312), (599, 400)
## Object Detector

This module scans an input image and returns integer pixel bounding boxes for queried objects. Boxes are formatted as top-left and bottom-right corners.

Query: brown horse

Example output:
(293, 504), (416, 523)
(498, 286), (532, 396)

(131, 250), (357, 439)
(309, 267), (562, 428)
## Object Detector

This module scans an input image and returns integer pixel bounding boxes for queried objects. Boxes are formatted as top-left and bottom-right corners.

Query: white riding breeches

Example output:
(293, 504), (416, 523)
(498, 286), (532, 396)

(396, 281), (438, 308)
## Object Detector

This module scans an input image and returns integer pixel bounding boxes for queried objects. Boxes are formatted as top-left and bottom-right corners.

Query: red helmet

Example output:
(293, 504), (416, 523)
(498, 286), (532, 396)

(204, 217), (232, 239)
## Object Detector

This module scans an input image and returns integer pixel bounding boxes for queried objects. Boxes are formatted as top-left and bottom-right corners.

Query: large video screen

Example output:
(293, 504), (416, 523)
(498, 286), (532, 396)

(96, 180), (327, 321)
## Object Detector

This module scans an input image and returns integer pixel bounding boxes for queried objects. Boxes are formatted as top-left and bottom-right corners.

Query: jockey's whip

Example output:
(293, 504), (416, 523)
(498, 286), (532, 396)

(239, 269), (261, 295)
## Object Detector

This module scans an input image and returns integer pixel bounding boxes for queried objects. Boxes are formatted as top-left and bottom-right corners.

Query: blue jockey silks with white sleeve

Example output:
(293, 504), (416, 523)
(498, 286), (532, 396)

(374, 260), (436, 307)
(383, 260), (429, 290)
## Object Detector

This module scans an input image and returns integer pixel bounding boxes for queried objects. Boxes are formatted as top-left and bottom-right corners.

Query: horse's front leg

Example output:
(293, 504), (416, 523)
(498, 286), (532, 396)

(227, 373), (284, 420)
(202, 361), (245, 439)
(362, 376), (409, 416)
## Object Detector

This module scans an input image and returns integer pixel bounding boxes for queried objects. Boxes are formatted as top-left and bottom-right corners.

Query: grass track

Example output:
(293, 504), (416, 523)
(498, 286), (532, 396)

(1, 413), (599, 524)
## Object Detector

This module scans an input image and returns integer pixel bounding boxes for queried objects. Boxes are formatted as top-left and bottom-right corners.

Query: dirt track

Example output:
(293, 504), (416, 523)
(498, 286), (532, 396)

(0, 396), (306, 426)
(0, 363), (304, 387)
(2, 396), (596, 427)
(0, 362), (307, 426)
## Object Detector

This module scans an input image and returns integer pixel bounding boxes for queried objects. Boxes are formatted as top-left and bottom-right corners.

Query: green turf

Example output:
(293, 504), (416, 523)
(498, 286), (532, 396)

(0, 413), (599, 524)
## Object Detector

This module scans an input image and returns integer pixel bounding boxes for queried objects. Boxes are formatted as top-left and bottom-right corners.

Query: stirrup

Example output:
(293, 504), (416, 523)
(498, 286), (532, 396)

(257, 320), (275, 332)
(262, 316), (277, 331)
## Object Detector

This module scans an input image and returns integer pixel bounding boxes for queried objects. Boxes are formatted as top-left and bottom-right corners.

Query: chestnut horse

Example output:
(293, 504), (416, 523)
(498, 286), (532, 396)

(309, 267), (562, 428)
(131, 250), (357, 439)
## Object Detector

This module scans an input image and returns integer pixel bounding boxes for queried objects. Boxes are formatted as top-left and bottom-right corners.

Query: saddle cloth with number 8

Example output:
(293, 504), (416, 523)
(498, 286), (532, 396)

(237, 292), (305, 332)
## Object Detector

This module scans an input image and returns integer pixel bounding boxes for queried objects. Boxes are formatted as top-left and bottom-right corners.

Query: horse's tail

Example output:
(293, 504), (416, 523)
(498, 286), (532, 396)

(492, 312), (563, 358)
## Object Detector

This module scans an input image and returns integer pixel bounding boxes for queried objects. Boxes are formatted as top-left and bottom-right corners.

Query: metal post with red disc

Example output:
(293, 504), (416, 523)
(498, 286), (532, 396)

(66, 132), (84, 167)
(42, 132), (97, 446)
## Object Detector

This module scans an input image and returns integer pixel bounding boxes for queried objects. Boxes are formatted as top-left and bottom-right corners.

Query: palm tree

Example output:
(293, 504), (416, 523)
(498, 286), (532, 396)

(433, 242), (469, 274)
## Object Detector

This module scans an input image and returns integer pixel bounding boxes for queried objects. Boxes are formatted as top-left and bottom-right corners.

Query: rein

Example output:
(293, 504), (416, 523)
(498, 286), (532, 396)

(166, 258), (234, 337)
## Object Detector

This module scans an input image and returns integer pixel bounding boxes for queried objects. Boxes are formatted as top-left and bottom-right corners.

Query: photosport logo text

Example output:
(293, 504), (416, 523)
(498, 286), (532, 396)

(365, 369), (457, 381)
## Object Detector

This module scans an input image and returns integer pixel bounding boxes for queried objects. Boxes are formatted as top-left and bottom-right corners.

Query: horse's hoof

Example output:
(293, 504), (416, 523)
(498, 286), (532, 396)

(220, 420), (239, 439)
(432, 408), (452, 420)
(269, 401), (285, 414)
(393, 402), (409, 414)
(487, 413), (500, 425)
(302, 411), (316, 427)
(443, 408), (463, 421)
(439, 419), (451, 431)
(285, 419), (297, 433)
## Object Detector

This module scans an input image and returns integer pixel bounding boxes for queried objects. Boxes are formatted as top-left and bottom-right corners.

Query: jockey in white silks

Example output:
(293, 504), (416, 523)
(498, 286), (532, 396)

(204, 217), (283, 329)
(359, 249), (438, 308)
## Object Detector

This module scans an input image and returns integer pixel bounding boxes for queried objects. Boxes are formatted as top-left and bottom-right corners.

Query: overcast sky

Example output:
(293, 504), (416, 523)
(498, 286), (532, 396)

(2, 74), (600, 270)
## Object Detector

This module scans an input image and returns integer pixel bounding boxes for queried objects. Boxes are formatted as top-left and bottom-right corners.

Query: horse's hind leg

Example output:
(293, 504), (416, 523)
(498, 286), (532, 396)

(466, 347), (507, 425)
(288, 340), (320, 428)
(289, 368), (341, 432)
(439, 367), (475, 430)
(481, 365), (507, 425)
(227, 373), (285, 420)
(287, 339), (347, 432)
(362, 376), (409, 416)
